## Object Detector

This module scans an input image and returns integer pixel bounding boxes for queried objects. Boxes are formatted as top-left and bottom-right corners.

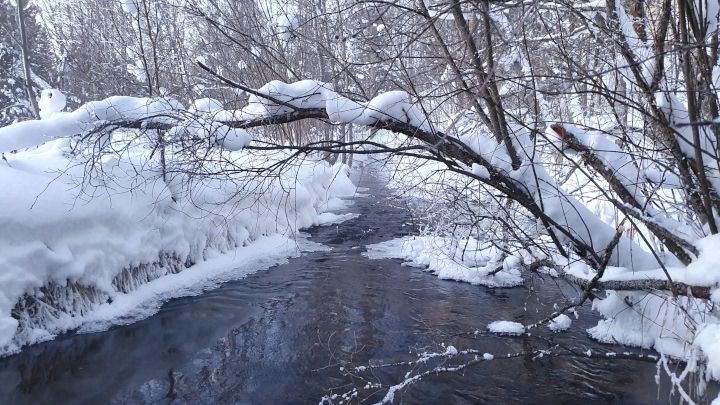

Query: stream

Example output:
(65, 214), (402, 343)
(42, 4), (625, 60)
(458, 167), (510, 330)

(0, 167), (707, 404)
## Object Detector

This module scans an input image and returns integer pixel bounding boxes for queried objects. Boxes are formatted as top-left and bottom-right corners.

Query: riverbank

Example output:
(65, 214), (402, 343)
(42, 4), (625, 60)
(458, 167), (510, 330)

(0, 167), (703, 404)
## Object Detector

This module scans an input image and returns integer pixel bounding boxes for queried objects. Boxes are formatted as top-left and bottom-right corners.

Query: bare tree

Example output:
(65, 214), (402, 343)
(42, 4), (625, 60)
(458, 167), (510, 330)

(6, 0), (720, 401)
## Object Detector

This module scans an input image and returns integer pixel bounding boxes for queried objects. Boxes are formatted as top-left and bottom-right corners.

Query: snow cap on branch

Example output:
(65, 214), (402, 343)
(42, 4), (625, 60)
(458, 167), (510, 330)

(189, 98), (224, 115)
(38, 89), (66, 120)
(276, 13), (299, 41)
(0, 96), (183, 153)
(224, 79), (432, 131)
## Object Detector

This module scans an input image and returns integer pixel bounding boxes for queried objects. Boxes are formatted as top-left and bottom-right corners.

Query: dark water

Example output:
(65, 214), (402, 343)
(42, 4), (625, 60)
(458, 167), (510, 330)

(0, 168), (713, 404)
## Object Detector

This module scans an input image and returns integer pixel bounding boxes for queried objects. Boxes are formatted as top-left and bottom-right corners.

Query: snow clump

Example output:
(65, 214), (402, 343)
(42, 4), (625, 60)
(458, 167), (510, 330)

(38, 89), (66, 119)
(276, 14), (299, 41)
(547, 314), (572, 332)
(488, 320), (525, 335)
(119, 0), (138, 14)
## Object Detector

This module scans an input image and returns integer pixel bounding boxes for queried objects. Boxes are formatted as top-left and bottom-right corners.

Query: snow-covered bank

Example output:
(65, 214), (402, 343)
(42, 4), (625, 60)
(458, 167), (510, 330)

(360, 131), (720, 392)
(0, 137), (356, 357)
(76, 234), (327, 334)
(364, 236), (524, 288)
(366, 233), (720, 391)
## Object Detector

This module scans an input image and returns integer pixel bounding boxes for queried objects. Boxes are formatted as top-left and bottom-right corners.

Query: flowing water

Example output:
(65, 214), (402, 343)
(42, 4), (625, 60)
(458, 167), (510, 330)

(0, 168), (713, 404)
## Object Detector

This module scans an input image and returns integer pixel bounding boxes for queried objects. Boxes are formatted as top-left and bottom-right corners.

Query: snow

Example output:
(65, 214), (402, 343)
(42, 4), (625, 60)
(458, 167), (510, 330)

(588, 290), (713, 356)
(655, 91), (720, 198)
(363, 236), (524, 288)
(588, 288), (720, 400)
(487, 320), (525, 335)
(77, 234), (324, 334)
(218, 80), (432, 131)
(189, 98), (223, 115)
(560, 232), (720, 288)
(460, 127), (658, 271)
(169, 116), (253, 152)
(471, 163), (490, 179)
(369, 122), (720, 387)
(219, 80), (333, 120)
(381, 375), (420, 404)
(216, 127), (252, 151)
(0, 96), (182, 153)
(523, 160), (658, 271)
(38, 89), (66, 119)
(363, 91), (429, 130)
(524, 234), (720, 379)
(3, 71), (720, 396)
(693, 324), (720, 381)
(444, 345), (458, 355)
(119, 0), (138, 15)
(699, 0), (720, 38)
(713, 289), (720, 305)
(269, 80), (720, 392)
(460, 133), (512, 173)
(126, 63), (147, 83)
(276, 14), (299, 41)
(325, 93), (365, 124)
(547, 314), (572, 332)
(547, 124), (696, 263)
(684, 234), (720, 286)
(613, 1), (655, 84)
(549, 124), (646, 204)
(0, 81), (433, 156)
(0, 131), (356, 355)
(0, 95), (257, 154)
(316, 212), (360, 225)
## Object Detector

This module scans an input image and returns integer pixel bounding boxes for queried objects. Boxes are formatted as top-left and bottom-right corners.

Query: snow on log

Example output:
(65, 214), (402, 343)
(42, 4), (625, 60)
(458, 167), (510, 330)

(563, 233), (720, 299)
(213, 79), (431, 131)
(0, 96), (182, 153)
(549, 123), (646, 206)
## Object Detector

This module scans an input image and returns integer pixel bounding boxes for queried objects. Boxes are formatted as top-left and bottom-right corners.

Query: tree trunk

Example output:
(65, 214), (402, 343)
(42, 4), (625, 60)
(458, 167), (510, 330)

(16, 0), (39, 118)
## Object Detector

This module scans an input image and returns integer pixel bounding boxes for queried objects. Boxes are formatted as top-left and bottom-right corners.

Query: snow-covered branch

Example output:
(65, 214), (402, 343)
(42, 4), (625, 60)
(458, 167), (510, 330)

(0, 66), (689, 287)
(550, 123), (698, 264)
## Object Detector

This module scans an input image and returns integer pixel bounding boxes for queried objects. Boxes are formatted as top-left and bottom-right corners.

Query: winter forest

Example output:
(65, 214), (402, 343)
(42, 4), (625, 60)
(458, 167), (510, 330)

(2, 0), (720, 403)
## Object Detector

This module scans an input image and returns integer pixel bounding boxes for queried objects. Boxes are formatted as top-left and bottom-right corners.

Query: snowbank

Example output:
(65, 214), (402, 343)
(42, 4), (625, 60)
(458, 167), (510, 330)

(0, 136), (356, 356)
(363, 236), (524, 288)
